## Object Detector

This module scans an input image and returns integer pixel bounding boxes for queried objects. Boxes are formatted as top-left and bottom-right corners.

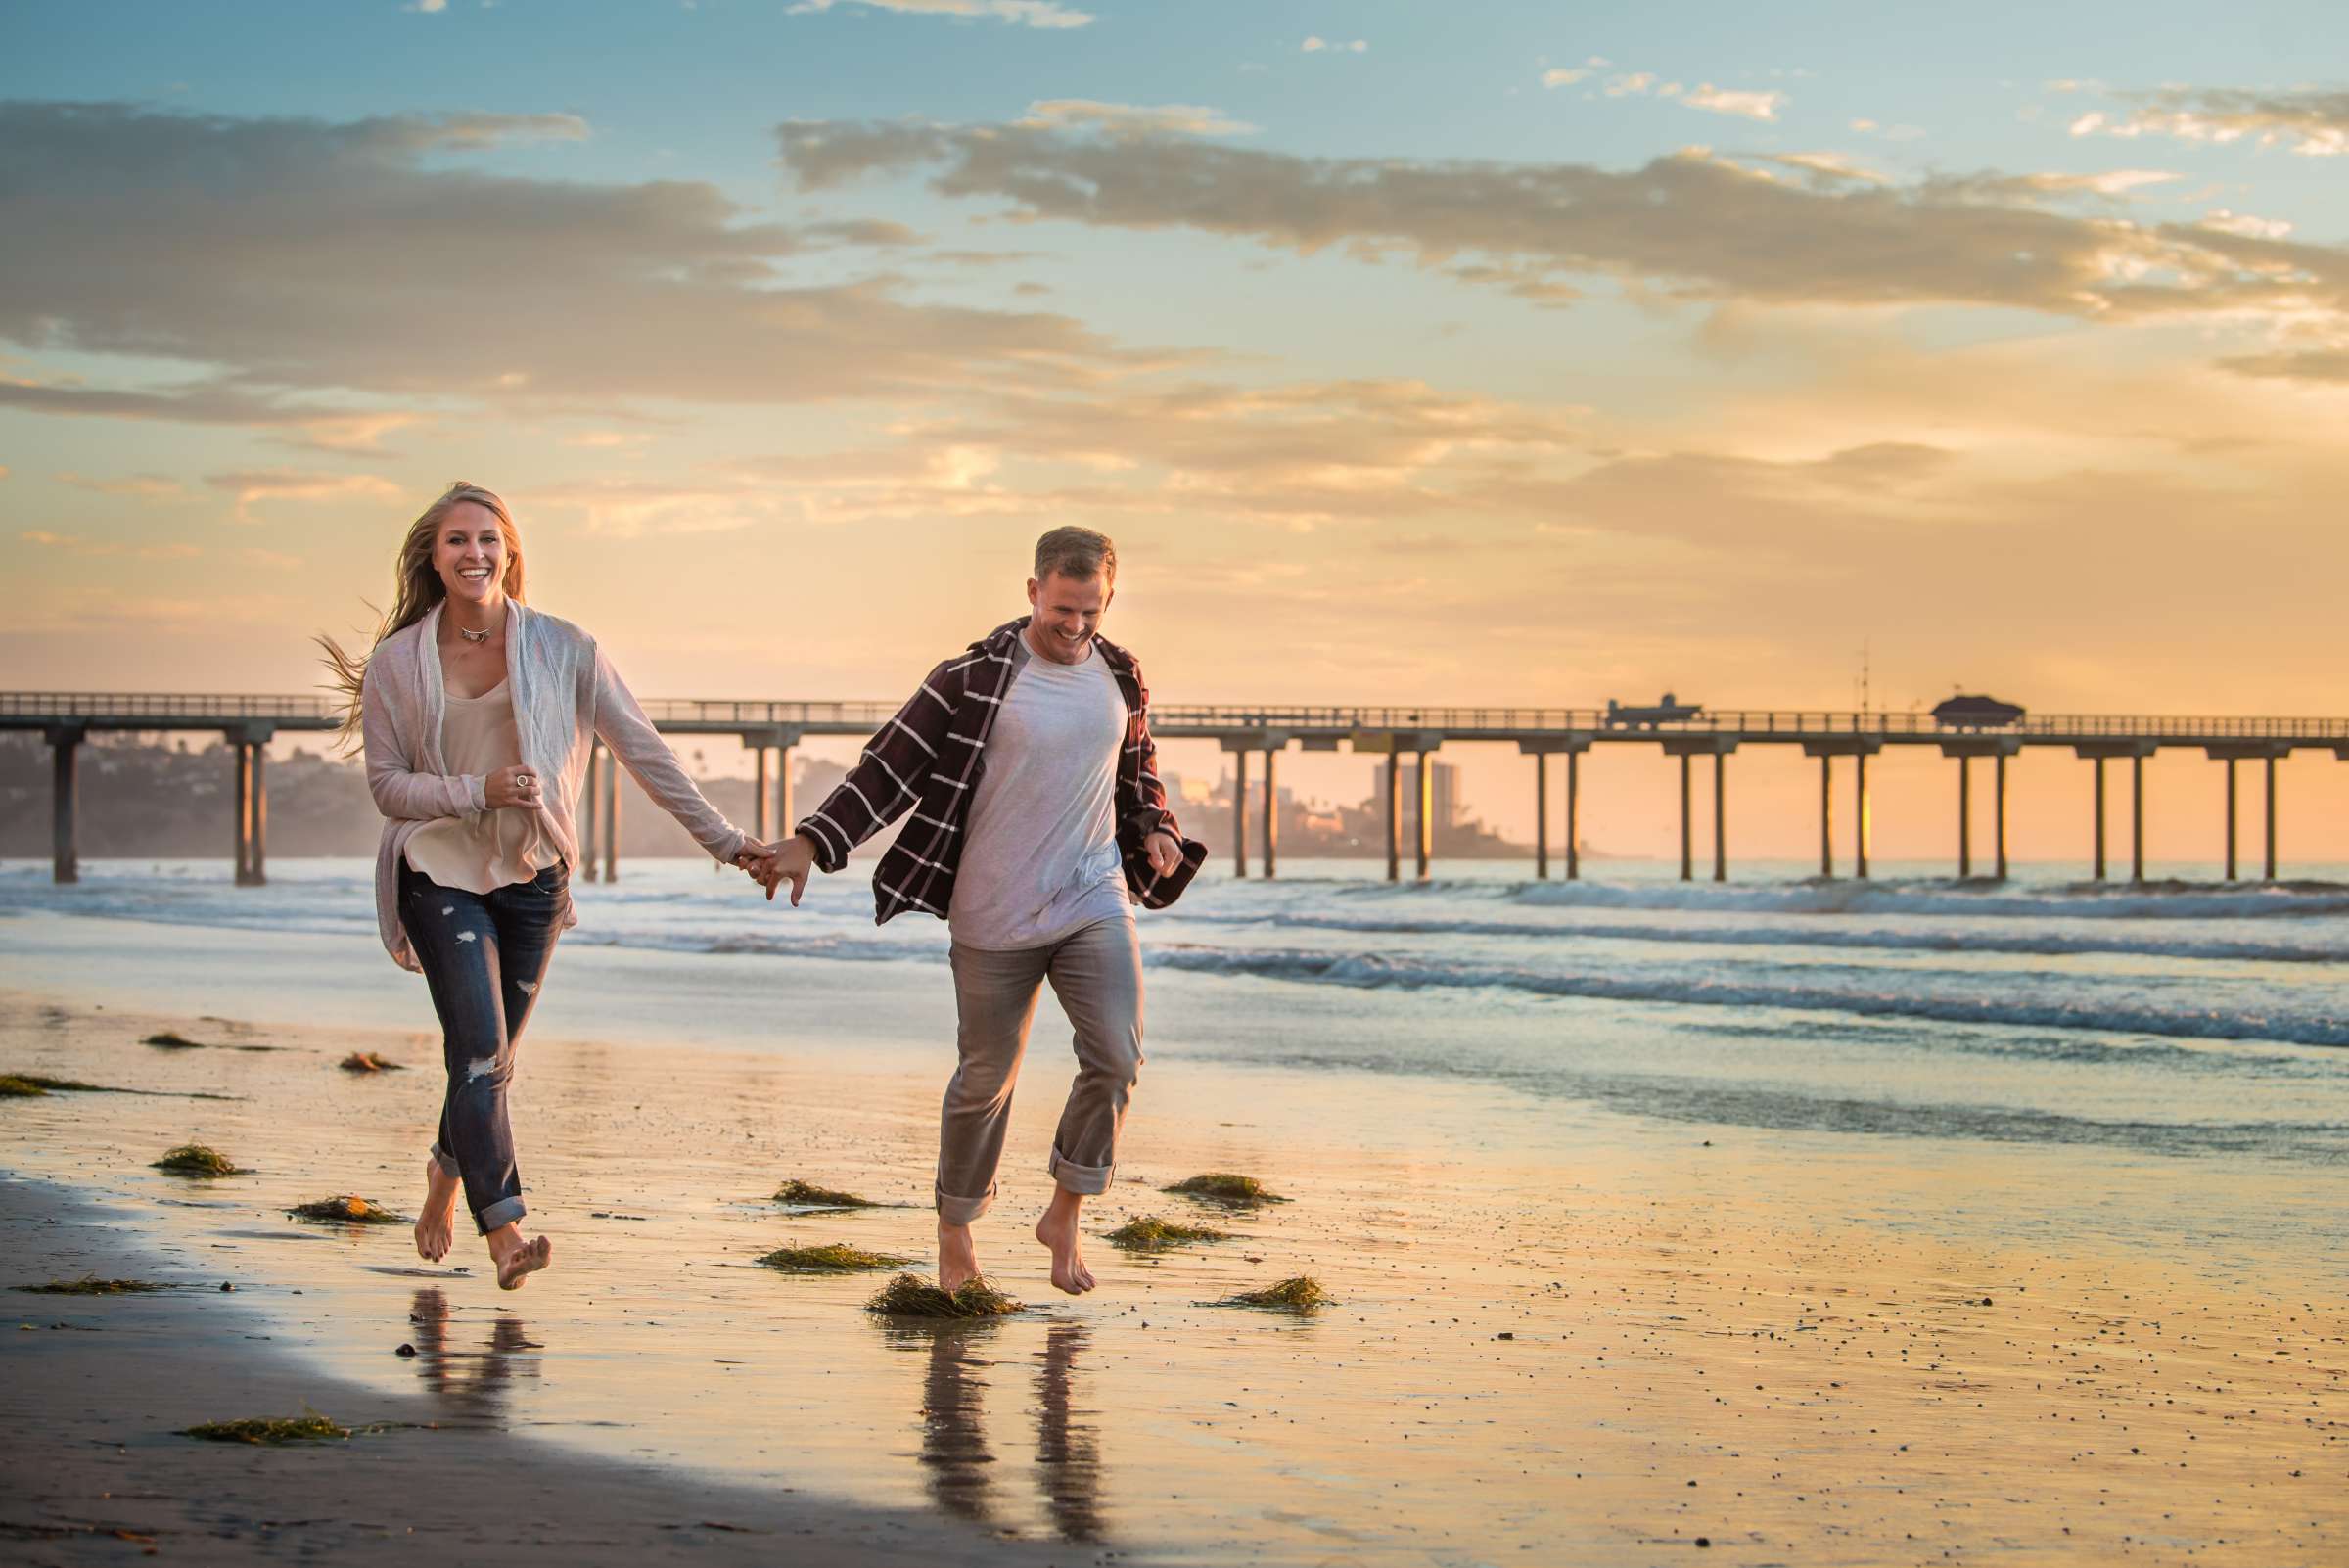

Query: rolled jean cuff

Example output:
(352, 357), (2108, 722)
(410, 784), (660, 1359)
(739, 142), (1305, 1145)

(1046, 1145), (1113, 1197)
(474, 1195), (527, 1234)
(934, 1181), (996, 1227)
(429, 1144), (461, 1179)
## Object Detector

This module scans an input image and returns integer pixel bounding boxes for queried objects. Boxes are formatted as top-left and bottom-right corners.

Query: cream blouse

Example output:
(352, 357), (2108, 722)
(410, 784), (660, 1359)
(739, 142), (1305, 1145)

(401, 681), (557, 893)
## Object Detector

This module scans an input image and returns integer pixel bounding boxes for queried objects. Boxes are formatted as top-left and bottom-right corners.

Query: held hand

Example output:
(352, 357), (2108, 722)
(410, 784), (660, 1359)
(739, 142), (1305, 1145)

(484, 762), (542, 810)
(743, 834), (817, 906)
(1144, 829), (1183, 878)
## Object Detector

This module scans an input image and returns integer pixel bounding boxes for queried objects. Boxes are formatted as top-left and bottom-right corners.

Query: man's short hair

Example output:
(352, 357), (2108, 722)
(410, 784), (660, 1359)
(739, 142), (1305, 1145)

(1034, 526), (1117, 585)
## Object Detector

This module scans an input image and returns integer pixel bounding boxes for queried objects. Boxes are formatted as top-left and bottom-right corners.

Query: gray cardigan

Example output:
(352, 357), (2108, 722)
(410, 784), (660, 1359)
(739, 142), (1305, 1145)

(361, 599), (747, 971)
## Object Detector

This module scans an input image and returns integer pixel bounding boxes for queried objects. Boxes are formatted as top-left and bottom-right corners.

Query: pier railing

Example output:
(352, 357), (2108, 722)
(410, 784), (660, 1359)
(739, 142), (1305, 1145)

(7, 692), (2349, 743)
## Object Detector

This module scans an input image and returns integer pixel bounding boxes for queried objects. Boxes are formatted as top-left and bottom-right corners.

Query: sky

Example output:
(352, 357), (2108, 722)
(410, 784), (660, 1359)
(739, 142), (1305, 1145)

(3, 0), (2347, 860)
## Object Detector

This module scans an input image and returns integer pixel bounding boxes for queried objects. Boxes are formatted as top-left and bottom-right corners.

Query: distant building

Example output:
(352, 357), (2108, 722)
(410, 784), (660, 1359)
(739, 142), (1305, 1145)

(1375, 759), (1459, 830)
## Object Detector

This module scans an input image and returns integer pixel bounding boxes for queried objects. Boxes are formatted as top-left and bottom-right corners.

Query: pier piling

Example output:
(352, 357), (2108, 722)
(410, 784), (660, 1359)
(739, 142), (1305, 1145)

(46, 724), (83, 885)
(1384, 753), (1400, 883)
(1819, 755), (1833, 878)
(1679, 755), (1692, 882)
(1413, 749), (1433, 880)
(1958, 756), (1972, 878)
(2132, 755), (2144, 883)
(1231, 748), (1248, 878)
(1517, 736), (1590, 882)
(2265, 756), (2278, 882)
(1534, 752), (1548, 879)
(1566, 749), (1580, 881)
(1262, 745), (1278, 880)
(1994, 753), (2008, 882)
(2094, 758), (2106, 880)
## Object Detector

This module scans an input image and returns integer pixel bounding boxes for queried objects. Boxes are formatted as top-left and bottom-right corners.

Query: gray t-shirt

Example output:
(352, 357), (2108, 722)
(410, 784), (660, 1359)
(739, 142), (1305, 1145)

(947, 636), (1132, 950)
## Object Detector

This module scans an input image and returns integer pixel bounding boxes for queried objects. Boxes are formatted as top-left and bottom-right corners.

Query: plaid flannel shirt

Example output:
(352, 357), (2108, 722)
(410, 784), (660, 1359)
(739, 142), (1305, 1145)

(796, 617), (1210, 925)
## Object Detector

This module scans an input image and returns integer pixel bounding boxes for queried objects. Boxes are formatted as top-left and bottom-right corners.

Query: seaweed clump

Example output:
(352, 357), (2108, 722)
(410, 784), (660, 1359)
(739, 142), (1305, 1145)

(1163, 1173), (1287, 1208)
(16, 1276), (171, 1296)
(864, 1272), (1023, 1319)
(0, 1075), (47, 1097)
(144, 1032), (207, 1050)
(339, 1052), (404, 1074)
(1215, 1276), (1333, 1314)
(181, 1412), (349, 1445)
(152, 1143), (241, 1177)
(773, 1179), (876, 1210)
(287, 1195), (405, 1225)
(1107, 1215), (1230, 1252)
(757, 1242), (912, 1273)
(6, 1072), (116, 1093)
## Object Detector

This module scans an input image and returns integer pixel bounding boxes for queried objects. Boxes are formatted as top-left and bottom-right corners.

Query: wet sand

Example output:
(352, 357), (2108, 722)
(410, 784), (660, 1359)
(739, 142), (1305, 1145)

(2, 987), (2344, 1565)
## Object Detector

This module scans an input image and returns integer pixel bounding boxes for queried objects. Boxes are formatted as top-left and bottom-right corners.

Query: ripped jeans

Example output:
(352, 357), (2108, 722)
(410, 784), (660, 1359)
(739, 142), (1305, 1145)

(397, 861), (568, 1234)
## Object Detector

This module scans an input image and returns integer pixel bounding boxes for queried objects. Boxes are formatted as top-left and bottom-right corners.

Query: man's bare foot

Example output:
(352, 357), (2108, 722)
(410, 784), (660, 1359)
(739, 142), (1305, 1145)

(415, 1157), (459, 1264)
(938, 1219), (981, 1294)
(485, 1222), (552, 1291)
(1034, 1189), (1095, 1295)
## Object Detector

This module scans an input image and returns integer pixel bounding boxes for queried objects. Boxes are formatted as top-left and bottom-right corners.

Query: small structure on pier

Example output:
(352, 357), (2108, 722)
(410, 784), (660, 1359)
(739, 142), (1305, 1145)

(1604, 693), (1703, 728)
(1932, 694), (2026, 728)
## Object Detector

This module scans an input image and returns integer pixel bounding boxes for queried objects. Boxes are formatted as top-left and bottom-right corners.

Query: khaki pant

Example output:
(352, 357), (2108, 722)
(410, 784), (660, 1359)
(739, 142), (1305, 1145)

(937, 916), (1144, 1224)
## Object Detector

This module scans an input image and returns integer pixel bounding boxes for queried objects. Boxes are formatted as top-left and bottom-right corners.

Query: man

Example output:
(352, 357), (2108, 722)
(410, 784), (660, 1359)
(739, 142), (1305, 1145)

(748, 528), (1206, 1295)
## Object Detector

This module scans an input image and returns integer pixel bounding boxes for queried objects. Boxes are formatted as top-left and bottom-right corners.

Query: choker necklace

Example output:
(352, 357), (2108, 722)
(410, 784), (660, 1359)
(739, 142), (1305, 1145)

(457, 624), (492, 645)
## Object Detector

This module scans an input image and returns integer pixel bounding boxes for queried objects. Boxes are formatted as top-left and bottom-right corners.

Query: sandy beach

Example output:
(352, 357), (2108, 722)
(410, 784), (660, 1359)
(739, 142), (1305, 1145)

(3, 880), (2344, 1566)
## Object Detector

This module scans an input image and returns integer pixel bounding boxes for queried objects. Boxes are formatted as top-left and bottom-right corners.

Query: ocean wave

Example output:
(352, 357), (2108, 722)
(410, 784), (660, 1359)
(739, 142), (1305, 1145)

(1497, 876), (2349, 921)
(1149, 945), (2349, 1048)
(1161, 909), (2346, 965)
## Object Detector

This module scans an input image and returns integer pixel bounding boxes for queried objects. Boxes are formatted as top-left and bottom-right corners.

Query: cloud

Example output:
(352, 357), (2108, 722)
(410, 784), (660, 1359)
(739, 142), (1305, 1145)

(1018, 100), (1258, 138)
(773, 118), (2349, 322)
(1681, 84), (1786, 121)
(788, 0), (1092, 26)
(644, 375), (1598, 534)
(2198, 208), (2293, 240)
(2217, 348), (2349, 382)
(0, 103), (1144, 424)
(411, 0), (447, 12)
(1754, 151), (1888, 187)
(2071, 87), (2349, 157)
(1301, 37), (1366, 53)
(18, 528), (201, 559)
(203, 468), (405, 520)
(55, 472), (188, 500)
(803, 217), (927, 246)
(1541, 69), (1590, 88)
(1923, 167), (2185, 208)
(1603, 72), (1655, 97)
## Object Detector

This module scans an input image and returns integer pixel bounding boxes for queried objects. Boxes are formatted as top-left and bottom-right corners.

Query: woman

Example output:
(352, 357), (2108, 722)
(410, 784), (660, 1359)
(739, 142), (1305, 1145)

(321, 482), (761, 1289)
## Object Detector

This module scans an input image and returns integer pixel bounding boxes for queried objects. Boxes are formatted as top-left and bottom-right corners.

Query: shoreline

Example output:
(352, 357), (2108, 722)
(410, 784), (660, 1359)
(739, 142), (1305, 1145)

(4, 935), (2344, 1565)
(0, 1172), (1081, 1567)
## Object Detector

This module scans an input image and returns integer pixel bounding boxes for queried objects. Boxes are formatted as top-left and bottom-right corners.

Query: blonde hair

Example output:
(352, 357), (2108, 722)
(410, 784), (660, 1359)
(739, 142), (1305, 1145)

(316, 482), (526, 752)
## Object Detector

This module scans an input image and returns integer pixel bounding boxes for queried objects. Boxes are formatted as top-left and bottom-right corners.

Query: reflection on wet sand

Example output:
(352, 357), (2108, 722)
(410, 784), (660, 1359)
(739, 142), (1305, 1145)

(408, 1287), (539, 1427)
(892, 1320), (1106, 1543)
(910, 1324), (999, 1525)
(1034, 1323), (1101, 1543)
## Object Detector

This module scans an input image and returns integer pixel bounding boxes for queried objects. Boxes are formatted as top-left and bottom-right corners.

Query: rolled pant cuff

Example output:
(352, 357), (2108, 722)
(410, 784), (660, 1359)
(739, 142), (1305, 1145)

(429, 1144), (461, 1179)
(475, 1196), (527, 1234)
(935, 1182), (996, 1226)
(1046, 1146), (1113, 1196)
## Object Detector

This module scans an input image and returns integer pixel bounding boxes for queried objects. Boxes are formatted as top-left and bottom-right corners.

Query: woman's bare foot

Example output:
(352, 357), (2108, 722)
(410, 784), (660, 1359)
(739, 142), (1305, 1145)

(1034, 1189), (1095, 1295)
(415, 1157), (459, 1264)
(938, 1220), (982, 1293)
(485, 1222), (552, 1291)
